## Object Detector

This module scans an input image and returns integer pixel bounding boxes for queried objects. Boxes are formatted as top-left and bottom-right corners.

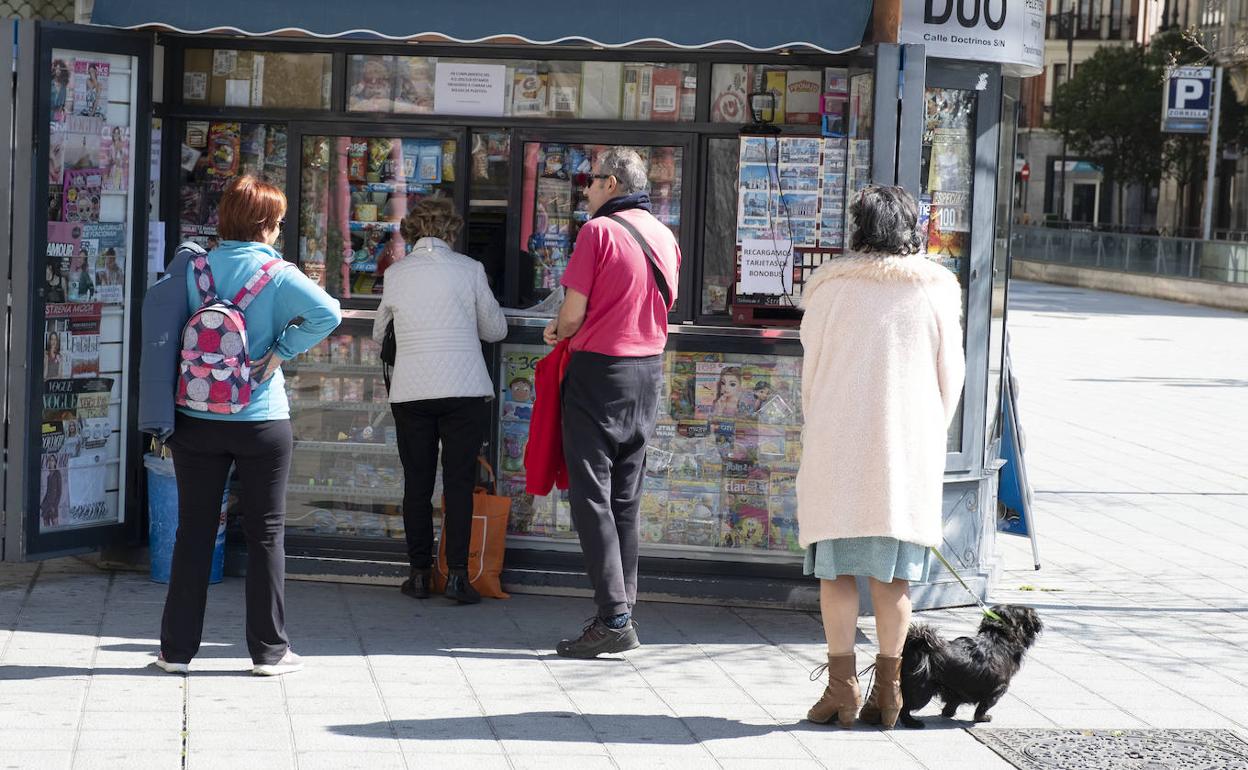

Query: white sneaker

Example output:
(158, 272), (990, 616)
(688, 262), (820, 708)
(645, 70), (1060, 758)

(153, 653), (189, 674)
(252, 650), (303, 677)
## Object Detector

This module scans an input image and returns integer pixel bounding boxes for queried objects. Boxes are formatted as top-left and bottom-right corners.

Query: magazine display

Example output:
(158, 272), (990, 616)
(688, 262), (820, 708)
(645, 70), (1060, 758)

(179, 120), (288, 248)
(496, 346), (804, 552)
(38, 49), (139, 536)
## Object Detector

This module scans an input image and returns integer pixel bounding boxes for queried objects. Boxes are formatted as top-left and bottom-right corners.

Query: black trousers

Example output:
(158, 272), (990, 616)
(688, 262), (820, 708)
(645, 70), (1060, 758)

(561, 351), (662, 618)
(160, 414), (293, 665)
(391, 397), (488, 571)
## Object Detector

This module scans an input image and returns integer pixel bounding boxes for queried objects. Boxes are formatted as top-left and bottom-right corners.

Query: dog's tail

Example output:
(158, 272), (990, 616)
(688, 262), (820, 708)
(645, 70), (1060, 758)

(903, 623), (945, 679)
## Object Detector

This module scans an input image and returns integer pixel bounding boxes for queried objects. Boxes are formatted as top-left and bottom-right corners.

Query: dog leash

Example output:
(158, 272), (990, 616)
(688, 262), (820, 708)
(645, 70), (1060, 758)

(930, 547), (1001, 621)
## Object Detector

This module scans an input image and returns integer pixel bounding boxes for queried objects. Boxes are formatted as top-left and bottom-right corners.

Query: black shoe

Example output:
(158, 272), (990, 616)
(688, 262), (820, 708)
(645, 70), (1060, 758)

(400, 567), (432, 600)
(445, 570), (481, 604)
(555, 617), (640, 659)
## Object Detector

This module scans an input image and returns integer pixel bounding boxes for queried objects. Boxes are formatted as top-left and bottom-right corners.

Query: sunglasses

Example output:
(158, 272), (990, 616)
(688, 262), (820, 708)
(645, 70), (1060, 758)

(572, 173), (613, 188)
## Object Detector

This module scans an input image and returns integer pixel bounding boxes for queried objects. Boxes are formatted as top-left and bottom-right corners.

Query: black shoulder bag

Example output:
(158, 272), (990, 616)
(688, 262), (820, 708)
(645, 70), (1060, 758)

(380, 320), (396, 392)
(607, 214), (673, 308)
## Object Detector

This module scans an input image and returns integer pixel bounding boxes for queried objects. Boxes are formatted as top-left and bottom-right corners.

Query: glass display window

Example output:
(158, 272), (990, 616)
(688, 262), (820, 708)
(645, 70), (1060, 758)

(919, 86), (976, 452)
(296, 132), (460, 302)
(346, 55), (698, 122)
(497, 343), (804, 556)
(710, 65), (848, 127)
(178, 121), (288, 250)
(181, 49), (332, 109)
(284, 318), (412, 540)
(516, 141), (683, 308)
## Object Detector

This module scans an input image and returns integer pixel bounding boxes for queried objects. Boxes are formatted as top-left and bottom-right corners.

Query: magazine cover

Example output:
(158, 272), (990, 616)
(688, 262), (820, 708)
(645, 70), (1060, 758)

(639, 490), (670, 544)
(68, 449), (110, 525)
(768, 497), (801, 552)
(549, 69), (581, 118)
(348, 56), (396, 112)
(82, 222), (126, 304)
(51, 57), (72, 119)
(65, 250), (97, 303)
(49, 122), (66, 186)
(785, 70), (823, 124)
(500, 420), (530, 476)
(669, 481), (721, 547)
(711, 64), (750, 123)
(927, 190), (971, 259)
(511, 66), (549, 116)
(500, 349), (539, 422)
(68, 312), (101, 378)
(650, 67), (681, 122)
(721, 492), (769, 548)
(695, 362), (747, 419)
(72, 60), (109, 118)
(39, 450), (70, 531)
(206, 122), (241, 178)
(43, 320), (72, 380)
(45, 223), (81, 301)
(63, 167), (103, 223)
(97, 125), (130, 191)
(393, 56), (436, 114)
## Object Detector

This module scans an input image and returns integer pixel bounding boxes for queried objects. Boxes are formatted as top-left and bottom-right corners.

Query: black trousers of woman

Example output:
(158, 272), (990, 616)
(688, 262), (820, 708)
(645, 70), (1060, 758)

(390, 397), (487, 571)
(160, 414), (293, 665)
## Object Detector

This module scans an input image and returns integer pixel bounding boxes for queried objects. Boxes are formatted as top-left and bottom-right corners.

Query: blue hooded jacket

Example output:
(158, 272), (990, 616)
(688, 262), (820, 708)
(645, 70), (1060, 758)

(138, 241), (204, 441)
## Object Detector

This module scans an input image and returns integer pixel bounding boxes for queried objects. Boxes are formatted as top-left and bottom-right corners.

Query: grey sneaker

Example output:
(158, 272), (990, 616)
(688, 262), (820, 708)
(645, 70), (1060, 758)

(555, 617), (640, 659)
(153, 653), (189, 675)
(252, 650), (304, 676)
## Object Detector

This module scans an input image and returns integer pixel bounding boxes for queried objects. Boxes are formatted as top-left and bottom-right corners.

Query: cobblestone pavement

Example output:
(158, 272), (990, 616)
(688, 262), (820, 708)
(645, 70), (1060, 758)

(1, 280), (1245, 769)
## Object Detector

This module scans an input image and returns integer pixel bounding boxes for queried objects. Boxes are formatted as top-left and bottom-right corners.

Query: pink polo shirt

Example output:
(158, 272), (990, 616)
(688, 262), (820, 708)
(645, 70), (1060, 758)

(560, 209), (681, 357)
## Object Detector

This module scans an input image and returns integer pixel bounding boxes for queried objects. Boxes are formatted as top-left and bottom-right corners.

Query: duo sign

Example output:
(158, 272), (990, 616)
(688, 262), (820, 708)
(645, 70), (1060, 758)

(899, 0), (1045, 77)
(1162, 66), (1215, 134)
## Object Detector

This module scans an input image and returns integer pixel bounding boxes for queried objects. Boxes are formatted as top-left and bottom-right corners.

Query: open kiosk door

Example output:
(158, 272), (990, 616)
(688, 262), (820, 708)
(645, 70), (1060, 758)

(2, 22), (153, 561)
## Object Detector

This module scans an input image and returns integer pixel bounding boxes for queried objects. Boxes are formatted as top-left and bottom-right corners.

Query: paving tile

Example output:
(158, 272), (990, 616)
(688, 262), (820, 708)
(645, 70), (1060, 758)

(296, 751), (406, 770)
(0, 751), (73, 770)
(70, 750), (184, 770)
(186, 750), (295, 770)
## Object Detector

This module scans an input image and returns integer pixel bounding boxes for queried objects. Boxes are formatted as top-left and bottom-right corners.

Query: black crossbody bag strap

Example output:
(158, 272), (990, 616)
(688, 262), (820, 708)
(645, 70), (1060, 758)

(608, 214), (673, 309)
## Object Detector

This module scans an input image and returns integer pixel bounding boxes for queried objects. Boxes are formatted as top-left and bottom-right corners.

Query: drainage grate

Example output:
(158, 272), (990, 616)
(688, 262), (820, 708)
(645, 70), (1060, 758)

(969, 729), (1248, 770)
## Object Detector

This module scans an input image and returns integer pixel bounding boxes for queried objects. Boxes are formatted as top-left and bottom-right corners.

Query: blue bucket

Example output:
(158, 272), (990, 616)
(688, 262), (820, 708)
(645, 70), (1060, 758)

(145, 454), (227, 584)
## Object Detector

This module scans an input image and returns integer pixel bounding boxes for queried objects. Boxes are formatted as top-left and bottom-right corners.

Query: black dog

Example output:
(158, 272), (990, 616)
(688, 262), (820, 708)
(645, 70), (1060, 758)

(899, 604), (1042, 728)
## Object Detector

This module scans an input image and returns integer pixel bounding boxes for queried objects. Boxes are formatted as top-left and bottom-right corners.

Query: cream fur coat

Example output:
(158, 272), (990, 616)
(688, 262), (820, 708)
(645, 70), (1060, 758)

(796, 253), (965, 548)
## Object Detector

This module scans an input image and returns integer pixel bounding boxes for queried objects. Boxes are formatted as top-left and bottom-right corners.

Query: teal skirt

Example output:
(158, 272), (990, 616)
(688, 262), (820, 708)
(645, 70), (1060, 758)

(803, 537), (933, 584)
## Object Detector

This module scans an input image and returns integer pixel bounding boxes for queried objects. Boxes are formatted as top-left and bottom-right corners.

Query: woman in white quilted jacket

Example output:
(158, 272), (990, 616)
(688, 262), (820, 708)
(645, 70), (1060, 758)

(373, 197), (507, 604)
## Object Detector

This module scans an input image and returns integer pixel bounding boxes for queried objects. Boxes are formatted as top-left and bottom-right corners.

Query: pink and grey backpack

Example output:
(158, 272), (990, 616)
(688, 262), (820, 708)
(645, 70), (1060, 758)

(175, 255), (289, 414)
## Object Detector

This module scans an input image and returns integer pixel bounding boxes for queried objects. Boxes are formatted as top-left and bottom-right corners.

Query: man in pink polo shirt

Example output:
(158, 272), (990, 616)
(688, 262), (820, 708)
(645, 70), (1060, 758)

(543, 147), (680, 658)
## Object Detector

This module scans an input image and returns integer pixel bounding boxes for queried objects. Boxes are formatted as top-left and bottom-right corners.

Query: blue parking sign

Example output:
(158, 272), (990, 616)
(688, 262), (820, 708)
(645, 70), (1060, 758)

(1163, 66), (1214, 134)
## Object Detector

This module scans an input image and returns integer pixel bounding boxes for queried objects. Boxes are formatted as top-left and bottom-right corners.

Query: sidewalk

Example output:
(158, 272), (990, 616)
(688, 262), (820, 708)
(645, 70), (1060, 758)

(2, 280), (1247, 770)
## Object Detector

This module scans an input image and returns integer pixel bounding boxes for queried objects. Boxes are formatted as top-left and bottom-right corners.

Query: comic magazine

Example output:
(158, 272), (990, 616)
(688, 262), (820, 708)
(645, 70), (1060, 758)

(63, 167), (103, 222)
(72, 61), (109, 118)
(669, 481), (721, 547)
(500, 349), (539, 422)
(721, 493), (769, 549)
(206, 122), (241, 178)
(639, 490), (670, 544)
(769, 497), (801, 552)
(98, 125), (129, 191)
(499, 420), (529, 476)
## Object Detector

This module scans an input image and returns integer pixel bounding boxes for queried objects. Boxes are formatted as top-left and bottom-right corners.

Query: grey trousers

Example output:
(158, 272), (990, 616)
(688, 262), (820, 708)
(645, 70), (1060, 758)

(561, 350), (662, 618)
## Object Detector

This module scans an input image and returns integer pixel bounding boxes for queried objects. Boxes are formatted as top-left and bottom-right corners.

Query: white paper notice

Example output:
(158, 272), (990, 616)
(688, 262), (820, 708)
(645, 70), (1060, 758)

(739, 239), (794, 295)
(148, 221), (166, 275)
(224, 79), (250, 107)
(434, 62), (506, 117)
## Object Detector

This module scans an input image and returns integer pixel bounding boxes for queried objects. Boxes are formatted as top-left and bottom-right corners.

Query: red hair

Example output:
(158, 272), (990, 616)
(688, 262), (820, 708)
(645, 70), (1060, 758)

(216, 176), (286, 242)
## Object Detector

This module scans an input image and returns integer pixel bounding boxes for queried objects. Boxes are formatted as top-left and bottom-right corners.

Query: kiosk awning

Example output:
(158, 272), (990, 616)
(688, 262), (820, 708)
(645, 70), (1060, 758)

(90, 0), (870, 53)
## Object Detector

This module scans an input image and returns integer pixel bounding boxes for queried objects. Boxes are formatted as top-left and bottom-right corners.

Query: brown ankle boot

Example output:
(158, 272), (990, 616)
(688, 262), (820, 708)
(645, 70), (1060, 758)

(858, 654), (903, 728)
(806, 653), (861, 727)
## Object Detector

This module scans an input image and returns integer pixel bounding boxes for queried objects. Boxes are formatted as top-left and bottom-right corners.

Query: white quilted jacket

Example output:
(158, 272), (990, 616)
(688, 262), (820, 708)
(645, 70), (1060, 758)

(372, 238), (508, 403)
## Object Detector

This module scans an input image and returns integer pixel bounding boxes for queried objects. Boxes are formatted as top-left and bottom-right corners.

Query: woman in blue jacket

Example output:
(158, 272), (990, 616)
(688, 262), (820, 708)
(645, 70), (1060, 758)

(155, 176), (341, 677)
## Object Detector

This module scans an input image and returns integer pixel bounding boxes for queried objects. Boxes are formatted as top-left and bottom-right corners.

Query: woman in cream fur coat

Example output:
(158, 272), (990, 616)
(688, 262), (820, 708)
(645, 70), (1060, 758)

(798, 186), (965, 729)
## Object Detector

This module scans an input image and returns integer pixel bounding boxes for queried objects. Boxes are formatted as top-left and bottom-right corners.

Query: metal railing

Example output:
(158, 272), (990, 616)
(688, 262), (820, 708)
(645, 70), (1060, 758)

(1012, 225), (1248, 284)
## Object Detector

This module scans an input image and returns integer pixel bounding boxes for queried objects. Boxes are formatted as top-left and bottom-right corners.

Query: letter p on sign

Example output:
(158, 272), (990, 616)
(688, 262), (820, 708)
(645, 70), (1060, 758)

(1175, 78), (1203, 109)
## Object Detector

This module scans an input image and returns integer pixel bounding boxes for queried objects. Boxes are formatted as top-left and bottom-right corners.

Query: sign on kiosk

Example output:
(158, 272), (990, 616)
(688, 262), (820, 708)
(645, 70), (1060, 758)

(899, 0), (1045, 76)
(1163, 66), (1215, 134)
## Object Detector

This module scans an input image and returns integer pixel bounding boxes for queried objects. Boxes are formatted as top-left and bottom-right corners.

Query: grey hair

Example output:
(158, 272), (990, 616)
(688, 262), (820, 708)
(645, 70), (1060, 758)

(597, 147), (649, 195)
(849, 185), (922, 256)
